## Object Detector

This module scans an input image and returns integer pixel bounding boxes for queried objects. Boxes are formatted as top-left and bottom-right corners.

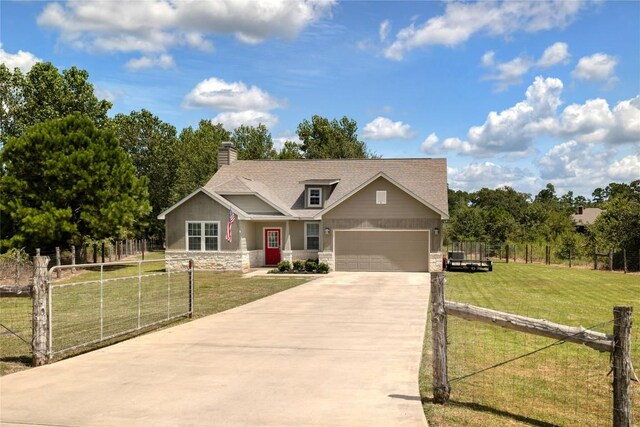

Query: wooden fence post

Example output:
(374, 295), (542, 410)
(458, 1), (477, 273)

(430, 271), (450, 404)
(55, 246), (61, 278)
(71, 245), (76, 273)
(609, 249), (614, 271)
(101, 242), (105, 264)
(569, 249), (572, 268)
(32, 256), (50, 366)
(612, 306), (633, 427)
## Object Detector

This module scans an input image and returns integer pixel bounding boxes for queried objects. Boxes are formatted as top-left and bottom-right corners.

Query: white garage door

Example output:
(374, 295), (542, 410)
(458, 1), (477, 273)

(334, 230), (429, 272)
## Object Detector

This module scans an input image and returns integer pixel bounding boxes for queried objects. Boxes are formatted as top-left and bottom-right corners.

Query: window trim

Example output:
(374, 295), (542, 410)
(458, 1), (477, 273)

(185, 220), (220, 252)
(307, 187), (322, 208)
(376, 190), (387, 205)
(304, 221), (320, 251)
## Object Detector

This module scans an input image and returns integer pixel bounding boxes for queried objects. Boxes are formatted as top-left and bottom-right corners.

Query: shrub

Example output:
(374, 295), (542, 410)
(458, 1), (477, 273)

(306, 258), (319, 264)
(277, 260), (291, 272)
(292, 260), (305, 271)
(305, 261), (318, 272)
(268, 268), (279, 274)
(317, 262), (330, 273)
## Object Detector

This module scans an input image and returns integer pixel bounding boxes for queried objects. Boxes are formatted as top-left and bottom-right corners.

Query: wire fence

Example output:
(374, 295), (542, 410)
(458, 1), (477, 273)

(425, 290), (639, 426)
(446, 240), (640, 272)
(48, 259), (193, 357)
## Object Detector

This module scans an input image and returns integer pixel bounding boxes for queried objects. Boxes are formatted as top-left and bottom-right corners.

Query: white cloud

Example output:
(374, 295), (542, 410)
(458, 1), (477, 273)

(125, 54), (176, 71)
(212, 110), (278, 130)
(384, 0), (588, 60)
(0, 43), (41, 72)
(379, 20), (391, 42)
(610, 95), (640, 143)
(441, 75), (640, 157)
(481, 51), (495, 67)
(183, 77), (283, 111)
(442, 137), (474, 154)
(273, 130), (302, 151)
(608, 155), (640, 181)
(537, 142), (639, 195)
(420, 133), (440, 154)
(466, 76), (563, 154)
(482, 42), (569, 91)
(537, 42), (570, 68)
(38, 0), (334, 59)
(572, 53), (617, 82)
(184, 76), (283, 131)
(362, 116), (416, 140)
(448, 162), (534, 192)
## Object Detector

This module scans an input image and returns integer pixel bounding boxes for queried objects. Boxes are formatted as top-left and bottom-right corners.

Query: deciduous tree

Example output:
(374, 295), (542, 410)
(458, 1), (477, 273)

(0, 62), (111, 147)
(297, 115), (373, 159)
(111, 110), (180, 238)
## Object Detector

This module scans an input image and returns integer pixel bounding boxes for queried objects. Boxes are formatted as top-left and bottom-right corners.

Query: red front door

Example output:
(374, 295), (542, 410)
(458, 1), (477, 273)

(264, 229), (281, 265)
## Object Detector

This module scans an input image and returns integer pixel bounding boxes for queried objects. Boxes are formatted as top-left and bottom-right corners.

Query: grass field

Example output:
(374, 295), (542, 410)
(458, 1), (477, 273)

(421, 262), (640, 426)
(0, 255), (309, 376)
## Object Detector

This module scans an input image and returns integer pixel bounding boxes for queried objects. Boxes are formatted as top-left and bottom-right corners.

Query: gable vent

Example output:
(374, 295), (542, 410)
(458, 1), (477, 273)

(376, 190), (387, 205)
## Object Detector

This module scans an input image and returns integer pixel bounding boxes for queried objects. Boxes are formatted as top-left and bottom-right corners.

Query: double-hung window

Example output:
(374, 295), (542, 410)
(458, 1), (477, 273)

(187, 221), (219, 251)
(305, 222), (320, 250)
(307, 187), (322, 207)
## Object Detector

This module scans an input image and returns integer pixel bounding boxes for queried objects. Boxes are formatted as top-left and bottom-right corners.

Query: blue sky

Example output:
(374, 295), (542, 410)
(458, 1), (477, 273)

(1, 0), (639, 198)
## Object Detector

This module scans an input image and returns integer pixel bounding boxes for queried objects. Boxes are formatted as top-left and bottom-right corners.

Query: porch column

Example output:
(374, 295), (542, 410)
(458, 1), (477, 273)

(239, 221), (250, 272)
(282, 221), (293, 263)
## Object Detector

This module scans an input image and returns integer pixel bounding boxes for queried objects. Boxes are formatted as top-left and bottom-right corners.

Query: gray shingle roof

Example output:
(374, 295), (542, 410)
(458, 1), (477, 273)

(205, 158), (448, 219)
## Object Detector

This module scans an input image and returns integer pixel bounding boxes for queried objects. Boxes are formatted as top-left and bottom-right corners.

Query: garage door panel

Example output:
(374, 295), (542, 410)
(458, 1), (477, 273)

(335, 230), (428, 272)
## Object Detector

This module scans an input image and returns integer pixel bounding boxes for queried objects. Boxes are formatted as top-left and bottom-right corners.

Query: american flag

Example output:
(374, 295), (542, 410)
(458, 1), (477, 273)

(226, 208), (236, 242)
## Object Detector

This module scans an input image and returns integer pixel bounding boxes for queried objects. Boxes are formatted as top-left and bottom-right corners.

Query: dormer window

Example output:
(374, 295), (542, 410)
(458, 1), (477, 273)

(308, 187), (322, 207)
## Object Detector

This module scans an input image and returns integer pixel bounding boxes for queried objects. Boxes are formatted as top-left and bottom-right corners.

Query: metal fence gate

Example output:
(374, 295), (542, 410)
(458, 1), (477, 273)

(48, 258), (193, 358)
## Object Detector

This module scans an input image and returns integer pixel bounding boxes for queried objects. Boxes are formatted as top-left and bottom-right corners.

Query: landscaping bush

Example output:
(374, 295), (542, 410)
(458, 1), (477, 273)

(306, 258), (319, 264)
(292, 260), (305, 271)
(305, 261), (318, 272)
(277, 260), (291, 272)
(317, 262), (329, 273)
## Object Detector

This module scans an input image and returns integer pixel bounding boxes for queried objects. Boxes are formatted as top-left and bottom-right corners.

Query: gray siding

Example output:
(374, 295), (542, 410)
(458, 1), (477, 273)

(323, 177), (442, 252)
(223, 195), (281, 214)
(164, 192), (239, 251)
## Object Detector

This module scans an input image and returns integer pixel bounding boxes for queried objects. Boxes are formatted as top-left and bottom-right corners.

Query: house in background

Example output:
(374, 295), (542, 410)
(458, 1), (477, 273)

(571, 206), (602, 232)
(158, 143), (449, 272)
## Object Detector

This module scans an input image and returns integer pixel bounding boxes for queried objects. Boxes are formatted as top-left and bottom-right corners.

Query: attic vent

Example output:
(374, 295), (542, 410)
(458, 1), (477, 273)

(376, 190), (387, 205)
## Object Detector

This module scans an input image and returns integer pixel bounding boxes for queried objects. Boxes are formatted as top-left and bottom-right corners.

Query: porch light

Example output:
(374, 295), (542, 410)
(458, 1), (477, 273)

(324, 227), (331, 235)
(434, 227), (440, 235)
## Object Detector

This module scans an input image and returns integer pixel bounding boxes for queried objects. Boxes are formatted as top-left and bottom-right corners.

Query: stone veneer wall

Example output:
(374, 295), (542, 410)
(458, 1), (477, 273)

(318, 251), (334, 271)
(166, 251), (244, 272)
(248, 250), (263, 268)
(429, 251), (444, 272)
(291, 250), (319, 262)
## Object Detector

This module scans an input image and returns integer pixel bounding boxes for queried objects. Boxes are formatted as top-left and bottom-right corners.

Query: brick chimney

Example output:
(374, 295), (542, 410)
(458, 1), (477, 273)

(217, 141), (237, 167)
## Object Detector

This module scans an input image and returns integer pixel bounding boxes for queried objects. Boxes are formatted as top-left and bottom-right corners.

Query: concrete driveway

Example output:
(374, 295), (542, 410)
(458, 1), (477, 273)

(1, 272), (430, 427)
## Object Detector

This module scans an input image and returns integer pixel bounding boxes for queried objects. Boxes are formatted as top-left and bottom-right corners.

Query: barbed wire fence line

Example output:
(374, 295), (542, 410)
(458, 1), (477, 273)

(426, 272), (638, 426)
(446, 240), (640, 273)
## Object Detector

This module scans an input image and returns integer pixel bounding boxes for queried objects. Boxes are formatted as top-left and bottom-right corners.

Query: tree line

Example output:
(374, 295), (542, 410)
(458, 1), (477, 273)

(446, 181), (640, 269)
(0, 63), (374, 252)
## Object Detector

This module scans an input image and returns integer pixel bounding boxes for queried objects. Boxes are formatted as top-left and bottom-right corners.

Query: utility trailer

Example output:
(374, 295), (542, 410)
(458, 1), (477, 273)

(445, 251), (493, 272)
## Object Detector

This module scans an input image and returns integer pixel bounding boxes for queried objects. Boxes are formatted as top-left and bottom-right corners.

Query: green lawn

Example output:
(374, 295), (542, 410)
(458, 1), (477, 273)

(421, 262), (640, 426)
(1, 262), (309, 376)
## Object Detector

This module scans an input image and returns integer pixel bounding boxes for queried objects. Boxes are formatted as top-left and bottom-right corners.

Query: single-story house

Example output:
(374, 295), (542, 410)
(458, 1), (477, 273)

(571, 206), (602, 232)
(158, 143), (449, 272)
